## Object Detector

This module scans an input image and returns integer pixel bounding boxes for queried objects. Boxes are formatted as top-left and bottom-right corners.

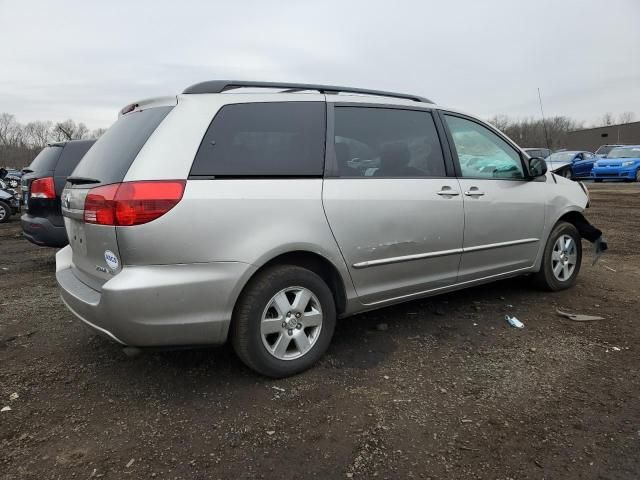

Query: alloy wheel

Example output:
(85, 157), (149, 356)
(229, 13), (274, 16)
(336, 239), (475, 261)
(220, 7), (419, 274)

(551, 234), (577, 281)
(0, 205), (6, 221)
(260, 286), (323, 360)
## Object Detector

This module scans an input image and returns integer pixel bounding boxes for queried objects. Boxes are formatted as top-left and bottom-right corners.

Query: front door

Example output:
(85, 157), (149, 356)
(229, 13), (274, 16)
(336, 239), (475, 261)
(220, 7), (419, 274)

(323, 105), (464, 305)
(442, 113), (546, 282)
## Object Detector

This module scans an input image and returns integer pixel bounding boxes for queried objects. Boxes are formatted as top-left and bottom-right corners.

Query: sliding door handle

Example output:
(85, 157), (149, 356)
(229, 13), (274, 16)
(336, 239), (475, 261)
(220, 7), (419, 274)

(437, 189), (460, 196)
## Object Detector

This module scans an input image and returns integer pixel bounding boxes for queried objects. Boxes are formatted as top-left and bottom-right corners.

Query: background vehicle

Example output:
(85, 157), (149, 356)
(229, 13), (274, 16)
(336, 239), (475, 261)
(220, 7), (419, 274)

(0, 167), (22, 188)
(545, 150), (597, 179)
(0, 179), (21, 223)
(21, 140), (95, 246)
(523, 147), (552, 159)
(56, 81), (589, 377)
(595, 144), (625, 158)
(592, 145), (640, 182)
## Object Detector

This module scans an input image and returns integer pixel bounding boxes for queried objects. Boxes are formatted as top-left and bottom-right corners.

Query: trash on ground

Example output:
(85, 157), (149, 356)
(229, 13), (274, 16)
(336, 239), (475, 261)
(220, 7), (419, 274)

(1, 406), (12, 412)
(603, 265), (617, 272)
(556, 309), (605, 322)
(611, 347), (621, 351)
(125, 458), (135, 468)
(266, 430), (275, 436)
(505, 315), (524, 328)
(9, 393), (18, 401)
(271, 386), (285, 392)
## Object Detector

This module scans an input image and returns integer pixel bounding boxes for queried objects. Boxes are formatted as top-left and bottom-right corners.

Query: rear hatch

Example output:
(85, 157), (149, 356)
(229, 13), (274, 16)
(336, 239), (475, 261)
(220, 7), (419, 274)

(61, 105), (174, 290)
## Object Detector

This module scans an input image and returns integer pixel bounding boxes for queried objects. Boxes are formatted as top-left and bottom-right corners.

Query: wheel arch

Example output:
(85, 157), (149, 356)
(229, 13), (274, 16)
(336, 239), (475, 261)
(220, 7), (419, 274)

(233, 250), (349, 320)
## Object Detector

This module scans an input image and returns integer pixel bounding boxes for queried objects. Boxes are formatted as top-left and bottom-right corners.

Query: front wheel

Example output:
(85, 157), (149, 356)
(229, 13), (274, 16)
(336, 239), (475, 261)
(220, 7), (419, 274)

(532, 221), (582, 291)
(231, 265), (336, 378)
(0, 201), (11, 223)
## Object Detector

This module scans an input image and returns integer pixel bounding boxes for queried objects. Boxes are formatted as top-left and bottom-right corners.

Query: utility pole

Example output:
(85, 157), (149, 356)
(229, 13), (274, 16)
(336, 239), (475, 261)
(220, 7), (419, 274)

(538, 88), (551, 150)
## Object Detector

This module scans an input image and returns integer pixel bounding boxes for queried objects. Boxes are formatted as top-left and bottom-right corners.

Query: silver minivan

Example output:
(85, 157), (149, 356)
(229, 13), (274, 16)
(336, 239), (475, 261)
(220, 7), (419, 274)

(57, 81), (589, 377)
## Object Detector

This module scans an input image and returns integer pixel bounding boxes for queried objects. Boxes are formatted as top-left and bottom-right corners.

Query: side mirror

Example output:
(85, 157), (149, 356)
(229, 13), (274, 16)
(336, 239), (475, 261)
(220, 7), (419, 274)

(528, 157), (547, 178)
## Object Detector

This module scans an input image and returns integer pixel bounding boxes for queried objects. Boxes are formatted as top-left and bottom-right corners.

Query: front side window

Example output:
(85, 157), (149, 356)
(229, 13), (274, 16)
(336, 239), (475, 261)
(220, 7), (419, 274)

(444, 115), (524, 179)
(333, 107), (446, 178)
(190, 102), (325, 177)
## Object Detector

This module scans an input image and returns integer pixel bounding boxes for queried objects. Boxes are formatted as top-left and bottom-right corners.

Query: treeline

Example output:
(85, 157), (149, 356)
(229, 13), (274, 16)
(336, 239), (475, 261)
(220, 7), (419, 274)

(487, 112), (636, 151)
(1, 109), (637, 170)
(0, 113), (107, 169)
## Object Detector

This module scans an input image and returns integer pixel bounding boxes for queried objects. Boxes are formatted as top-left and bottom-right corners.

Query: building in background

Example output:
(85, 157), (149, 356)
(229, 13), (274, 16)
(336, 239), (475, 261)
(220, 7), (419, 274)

(566, 121), (640, 151)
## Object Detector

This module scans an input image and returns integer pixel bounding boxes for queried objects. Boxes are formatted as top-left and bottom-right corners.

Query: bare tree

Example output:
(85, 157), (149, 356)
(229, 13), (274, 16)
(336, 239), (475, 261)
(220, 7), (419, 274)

(0, 113), (25, 147)
(599, 112), (615, 126)
(618, 111), (635, 124)
(24, 121), (53, 149)
(89, 127), (107, 139)
(52, 119), (90, 141)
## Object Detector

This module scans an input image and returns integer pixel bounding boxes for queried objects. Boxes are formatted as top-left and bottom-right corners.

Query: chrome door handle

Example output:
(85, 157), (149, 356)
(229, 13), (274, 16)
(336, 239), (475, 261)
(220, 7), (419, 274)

(464, 190), (485, 197)
(437, 189), (460, 196)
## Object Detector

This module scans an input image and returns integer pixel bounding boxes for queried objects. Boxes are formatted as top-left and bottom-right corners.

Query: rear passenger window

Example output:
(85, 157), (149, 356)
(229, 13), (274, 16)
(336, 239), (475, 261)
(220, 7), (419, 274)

(334, 107), (446, 177)
(190, 102), (325, 177)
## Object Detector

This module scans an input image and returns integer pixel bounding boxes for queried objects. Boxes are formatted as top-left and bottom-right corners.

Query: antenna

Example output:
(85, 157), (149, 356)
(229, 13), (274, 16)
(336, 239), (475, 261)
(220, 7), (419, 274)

(538, 88), (551, 150)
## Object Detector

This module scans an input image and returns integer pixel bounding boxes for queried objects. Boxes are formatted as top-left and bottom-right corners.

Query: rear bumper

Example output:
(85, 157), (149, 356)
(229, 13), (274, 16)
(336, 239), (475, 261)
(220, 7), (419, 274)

(21, 214), (68, 247)
(591, 167), (636, 179)
(55, 246), (256, 347)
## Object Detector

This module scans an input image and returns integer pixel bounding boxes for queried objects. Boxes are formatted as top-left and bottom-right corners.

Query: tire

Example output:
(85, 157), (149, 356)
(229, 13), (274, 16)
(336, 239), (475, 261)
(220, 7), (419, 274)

(0, 201), (11, 224)
(532, 221), (582, 291)
(594, 179), (603, 183)
(635, 169), (640, 183)
(231, 265), (336, 378)
(562, 168), (572, 179)
(7, 179), (18, 188)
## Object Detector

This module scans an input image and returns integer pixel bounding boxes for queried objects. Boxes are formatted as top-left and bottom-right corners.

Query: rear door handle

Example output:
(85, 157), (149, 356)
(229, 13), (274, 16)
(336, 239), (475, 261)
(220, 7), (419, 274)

(464, 189), (485, 197)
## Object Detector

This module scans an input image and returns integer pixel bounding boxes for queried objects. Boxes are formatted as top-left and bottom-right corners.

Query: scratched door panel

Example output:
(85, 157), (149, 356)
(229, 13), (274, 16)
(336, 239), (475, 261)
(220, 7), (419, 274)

(323, 178), (464, 305)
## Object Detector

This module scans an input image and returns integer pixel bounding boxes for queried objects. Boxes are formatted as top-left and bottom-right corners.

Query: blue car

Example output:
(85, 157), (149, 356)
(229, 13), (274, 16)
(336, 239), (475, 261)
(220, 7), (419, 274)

(592, 145), (640, 182)
(544, 150), (597, 179)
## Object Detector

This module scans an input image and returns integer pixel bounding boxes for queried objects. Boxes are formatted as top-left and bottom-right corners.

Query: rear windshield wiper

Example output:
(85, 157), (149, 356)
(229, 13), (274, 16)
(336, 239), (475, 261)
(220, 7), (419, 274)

(66, 176), (101, 185)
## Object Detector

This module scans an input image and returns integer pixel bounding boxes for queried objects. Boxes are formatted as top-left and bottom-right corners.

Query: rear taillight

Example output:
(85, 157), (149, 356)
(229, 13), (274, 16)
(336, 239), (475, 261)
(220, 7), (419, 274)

(83, 180), (186, 226)
(30, 177), (56, 199)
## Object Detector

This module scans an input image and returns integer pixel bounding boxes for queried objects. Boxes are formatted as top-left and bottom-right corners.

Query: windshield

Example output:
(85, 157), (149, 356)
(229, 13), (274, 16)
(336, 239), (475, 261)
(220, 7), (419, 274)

(595, 145), (616, 155)
(606, 147), (640, 159)
(547, 152), (576, 163)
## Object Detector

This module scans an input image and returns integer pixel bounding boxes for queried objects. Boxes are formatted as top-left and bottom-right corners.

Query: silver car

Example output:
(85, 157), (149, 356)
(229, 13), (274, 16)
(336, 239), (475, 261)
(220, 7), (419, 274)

(57, 81), (589, 377)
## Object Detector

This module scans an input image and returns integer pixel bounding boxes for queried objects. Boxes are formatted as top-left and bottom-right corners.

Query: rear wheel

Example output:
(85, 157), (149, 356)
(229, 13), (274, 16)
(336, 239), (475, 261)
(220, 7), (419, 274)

(635, 169), (640, 182)
(0, 201), (10, 223)
(562, 168), (572, 179)
(532, 221), (582, 291)
(231, 265), (336, 378)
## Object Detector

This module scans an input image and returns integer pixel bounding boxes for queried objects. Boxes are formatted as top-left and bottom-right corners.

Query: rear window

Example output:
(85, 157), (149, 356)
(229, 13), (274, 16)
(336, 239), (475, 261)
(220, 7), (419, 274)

(27, 145), (64, 173)
(71, 107), (173, 185)
(190, 102), (325, 177)
(55, 140), (96, 176)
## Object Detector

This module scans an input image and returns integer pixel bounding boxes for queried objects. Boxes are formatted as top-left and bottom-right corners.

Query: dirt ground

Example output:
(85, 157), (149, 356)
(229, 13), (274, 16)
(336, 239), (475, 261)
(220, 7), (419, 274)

(1, 183), (639, 480)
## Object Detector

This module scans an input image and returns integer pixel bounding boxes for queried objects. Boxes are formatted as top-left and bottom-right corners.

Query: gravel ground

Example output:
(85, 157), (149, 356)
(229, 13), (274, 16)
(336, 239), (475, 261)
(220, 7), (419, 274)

(1, 183), (639, 479)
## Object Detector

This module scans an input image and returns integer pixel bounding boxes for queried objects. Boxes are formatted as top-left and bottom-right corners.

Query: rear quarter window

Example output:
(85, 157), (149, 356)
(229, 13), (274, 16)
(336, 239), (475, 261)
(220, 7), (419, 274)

(27, 146), (64, 173)
(71, 107), (173, 185)
(190, 102), (326, 177)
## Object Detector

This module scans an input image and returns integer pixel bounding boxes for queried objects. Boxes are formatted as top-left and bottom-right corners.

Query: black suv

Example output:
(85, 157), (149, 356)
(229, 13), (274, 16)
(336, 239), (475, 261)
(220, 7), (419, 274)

(21, 140), (95, 247)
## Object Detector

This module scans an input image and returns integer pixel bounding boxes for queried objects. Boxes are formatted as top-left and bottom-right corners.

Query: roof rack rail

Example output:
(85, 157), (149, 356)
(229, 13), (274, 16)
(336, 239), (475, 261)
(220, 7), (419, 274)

(182, 80), (433, 104)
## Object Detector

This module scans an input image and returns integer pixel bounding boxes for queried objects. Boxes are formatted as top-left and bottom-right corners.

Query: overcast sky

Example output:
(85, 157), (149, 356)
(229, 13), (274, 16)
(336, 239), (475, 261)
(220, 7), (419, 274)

(1, 0), (639, 130)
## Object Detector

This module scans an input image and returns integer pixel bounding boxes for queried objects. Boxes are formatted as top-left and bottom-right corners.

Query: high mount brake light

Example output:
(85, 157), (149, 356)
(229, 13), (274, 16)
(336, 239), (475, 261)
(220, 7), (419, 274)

(83, 180), (186, 226)
(30, 177), (56, 199)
